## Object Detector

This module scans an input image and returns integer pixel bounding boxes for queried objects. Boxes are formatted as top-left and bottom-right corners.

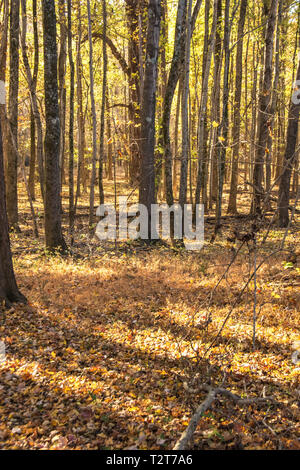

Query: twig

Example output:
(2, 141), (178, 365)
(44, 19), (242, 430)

(174, 385), (275, 450)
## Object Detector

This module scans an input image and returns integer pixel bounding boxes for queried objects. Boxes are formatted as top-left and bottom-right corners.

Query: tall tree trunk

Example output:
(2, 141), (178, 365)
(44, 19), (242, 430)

(6, 0), (20, 230)
(0, 120), (26, 306)
(265, 0), (282, 207)
(126, 0), (142, 185)
(179, 0), (192, 209)
(42, 0), (67, 251)
(215, 0), (230, 231)
(227, 0), (247, 214)
(58, 0), (67, 187)
(87, 0), (98, 232)
(0, 0), (9, 182)
(195, 0), (218, 211)
(20, 0), (45, 203)
(28, 0), (39, 201)
(161, 0), (187, 207)
(75, 0), (85, 209)
(252, 0), (279, 215)
(139, 0), (161, 237)
(209, 0), (222, 208)
(99, 0), (107, 206)
(278, 45), (300, 227)
(67, 0), (75, 239)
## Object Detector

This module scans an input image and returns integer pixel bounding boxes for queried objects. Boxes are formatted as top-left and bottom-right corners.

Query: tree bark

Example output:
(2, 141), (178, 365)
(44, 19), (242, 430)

(87, 0), (98, 232)
(99, 0), (108, 206)
(28, 0), (39, 201)
(42, 0), (67, 251)
(278, 46), (300, 227)
(195, 0), (218, 211)
(6, 0), (20, 230)
(139, 0), (162, 237)
(67, 0), (75, 239)
(227, 0), (248, 214)
(20, 0), (45, 203)
(0, 119), (26, 306)
(252, 0), (279, 215)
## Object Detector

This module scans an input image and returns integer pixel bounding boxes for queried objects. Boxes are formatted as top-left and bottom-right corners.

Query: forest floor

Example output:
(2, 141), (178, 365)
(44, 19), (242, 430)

(0, 177), (299, 450)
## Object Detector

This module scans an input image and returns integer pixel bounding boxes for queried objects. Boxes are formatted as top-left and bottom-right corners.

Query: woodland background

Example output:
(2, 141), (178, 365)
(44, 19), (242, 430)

(0, 0), (299, 451)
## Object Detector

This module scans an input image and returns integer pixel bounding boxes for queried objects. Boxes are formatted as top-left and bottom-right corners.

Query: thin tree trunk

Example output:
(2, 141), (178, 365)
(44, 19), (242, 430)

(58, 0), (67, 187)
(252, 0), (279, 215)
(20, 0), (45, 202)
(195, 0), (218, 211)
(227, 0), (248, 214)
(67, 0), (75, 240)
(179, 0), (192, 209)
(161, 0), (187, 207)
(6, 0), (20, 230)
(28, 0), (39, 201)
(99, 0), (107, 206)
(75, 0), (85, 210)
(215, 0), (230, 231)
(87, 0), (98, 232)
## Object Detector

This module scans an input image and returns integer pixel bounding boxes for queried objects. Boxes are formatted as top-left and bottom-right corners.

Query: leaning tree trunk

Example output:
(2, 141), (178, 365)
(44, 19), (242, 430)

(278, 46), (300, 227)
(0, 119), (26, 306)
(139, 0), (162, 238)
(42, 0), (67, 252)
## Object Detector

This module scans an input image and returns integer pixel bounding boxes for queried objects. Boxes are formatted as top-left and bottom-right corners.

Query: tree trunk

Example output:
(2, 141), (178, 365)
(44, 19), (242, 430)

(126, 0), (142, 185)
(278, 47), (300, 227)
(195, 0), (218, 211)
(28, 0), (39, 201)
(215, 0), (230, 231)
(99, 0), (107, 206)
(139, 0), (162, 237)
(0, 119), (26, 306)
(252, 0), (279, 215)
(75, 0), (86, 209)
(67, 0), (75, 239)
(58, 0), (67, 187)
(161, 0), (187, 207)
(87, 0), (98, 232)
(179, 0), (192, 209)
(20, 0), (45, 203)
(6, 0), (20, 230)
(42, 0), (67, 251)
(227, 0), (247, 214)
